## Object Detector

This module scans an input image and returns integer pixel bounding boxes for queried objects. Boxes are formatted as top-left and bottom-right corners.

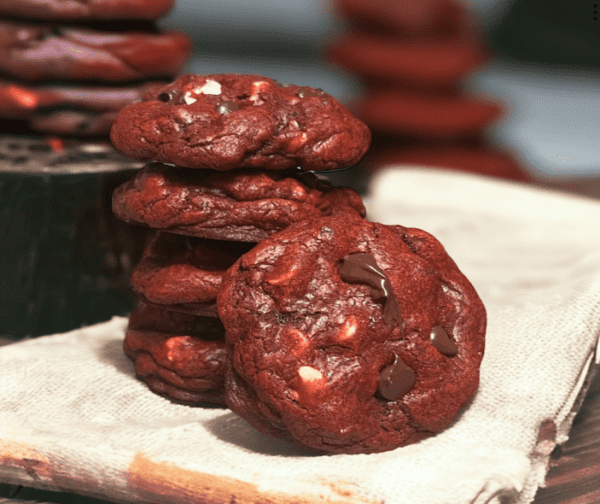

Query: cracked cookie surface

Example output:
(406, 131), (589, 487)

(112, 162), (366, 241)
(109, 73), (372, 171)
(218, 216), (486, 453)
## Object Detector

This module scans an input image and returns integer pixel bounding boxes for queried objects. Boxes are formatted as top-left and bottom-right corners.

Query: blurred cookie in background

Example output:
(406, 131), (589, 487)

(0, 0), (177, 20)
(0, 19), (190, 84)
(0, 80), (165, 135)
(326, 0), (532, 183)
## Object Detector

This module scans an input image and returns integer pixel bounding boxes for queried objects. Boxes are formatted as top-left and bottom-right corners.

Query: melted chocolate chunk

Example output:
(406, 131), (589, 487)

(430, 326), (458, 356)
(378, 354), (415, 401)
(215, 101), (240, 114)
(296, 87), (325, 98)
(157, 90), (184, 105)
(338, 253), (403, 330)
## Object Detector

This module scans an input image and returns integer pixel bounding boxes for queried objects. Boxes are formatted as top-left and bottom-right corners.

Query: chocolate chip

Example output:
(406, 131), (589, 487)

(338, 253), (403, 330)
(430, 326), (458, 356)
(296, 87), (325, 98)
(215, 101), (240, 114)
(378, 354), (415, 401)
(157, 90), (183, 105)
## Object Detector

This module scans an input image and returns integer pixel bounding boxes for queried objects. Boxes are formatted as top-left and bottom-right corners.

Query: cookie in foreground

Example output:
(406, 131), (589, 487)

(218, 216), (486, 454)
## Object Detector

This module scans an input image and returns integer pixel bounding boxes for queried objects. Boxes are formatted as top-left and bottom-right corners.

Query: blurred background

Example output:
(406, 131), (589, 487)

(159, 0), (600, 182)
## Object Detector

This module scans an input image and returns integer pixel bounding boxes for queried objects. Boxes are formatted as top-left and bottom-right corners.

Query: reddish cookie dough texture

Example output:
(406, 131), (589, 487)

(109, 73), (372, 171)
(0, 80), (163, 135)
(0, 20), (191, 83)
(132, 232), (253, 316)
(0, 0), (176, 20)
(354, 89), (502, 139)
(218, 216), (486, 454)
(112, 162), (366, 242)
(124, 302), (227, 406)
(326, 31), (487, 88)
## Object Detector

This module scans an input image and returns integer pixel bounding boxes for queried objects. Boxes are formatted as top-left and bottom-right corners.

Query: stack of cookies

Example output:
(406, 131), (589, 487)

(110, 74), (371, 407)
(326, 0), (532, 182)
(110, 73), (486, 454)
(0, 0), (190, 136)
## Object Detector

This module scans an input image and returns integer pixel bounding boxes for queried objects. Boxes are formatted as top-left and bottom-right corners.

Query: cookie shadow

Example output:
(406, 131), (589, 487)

(97, 337), (135, 378)
(204, 412), (321, 458)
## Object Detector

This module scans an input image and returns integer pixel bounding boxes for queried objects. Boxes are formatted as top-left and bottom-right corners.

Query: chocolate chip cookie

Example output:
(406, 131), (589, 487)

(109, 73), (371, 171)
(112, 162), (366, 242)
(218, 216), (486, 453)
(124, 301), (227, 406)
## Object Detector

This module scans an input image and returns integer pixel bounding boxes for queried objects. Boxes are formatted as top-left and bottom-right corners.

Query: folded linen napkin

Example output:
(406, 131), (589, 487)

(0, 167), (599, 504)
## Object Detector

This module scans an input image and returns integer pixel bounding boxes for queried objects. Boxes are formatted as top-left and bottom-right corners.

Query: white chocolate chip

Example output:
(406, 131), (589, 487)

(298, 366), (324, 383)
(183, 91), (197, 105)
(339, 317), (358, 340)
(249, 81), (269, 104)
(196, 79), (222, 95)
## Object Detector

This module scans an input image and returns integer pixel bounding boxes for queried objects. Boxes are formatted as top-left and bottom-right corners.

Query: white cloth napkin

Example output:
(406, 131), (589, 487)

(1, 167), (599, 504)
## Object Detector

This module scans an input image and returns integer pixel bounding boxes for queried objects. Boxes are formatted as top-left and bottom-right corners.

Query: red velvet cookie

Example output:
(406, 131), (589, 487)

(0, 19), (191, 83)
(131, 232), (253, 317)
(124, 301), (227, 406)
(333, 0), (470, 36)
(112, 162), (366, 242)
(366, 142), (533, 183)
(353, 88), (502, 139)
(326, 30), (487, 88)
(218, 216), (486, 454)
(0, 0), (176, 20)
(0, 79), (163, 135)
(109, 73), (372, 171)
